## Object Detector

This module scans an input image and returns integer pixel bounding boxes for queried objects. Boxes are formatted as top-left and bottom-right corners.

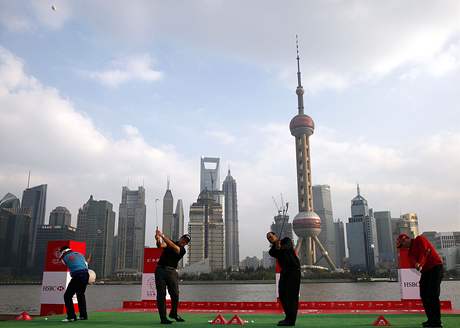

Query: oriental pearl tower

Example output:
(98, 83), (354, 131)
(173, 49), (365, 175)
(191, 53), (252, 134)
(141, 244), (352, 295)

(290, 38), (337, 271)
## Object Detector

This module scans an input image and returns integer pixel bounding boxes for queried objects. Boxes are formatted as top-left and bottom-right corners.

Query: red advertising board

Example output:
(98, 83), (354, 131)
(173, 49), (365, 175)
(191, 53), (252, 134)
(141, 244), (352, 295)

(44, 240), (86, 272)
(143, 248), (163, 273)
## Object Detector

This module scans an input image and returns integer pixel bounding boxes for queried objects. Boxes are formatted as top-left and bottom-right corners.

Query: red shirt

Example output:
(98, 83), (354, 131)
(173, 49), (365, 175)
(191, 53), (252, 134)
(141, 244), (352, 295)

(408, 235), (443, 272)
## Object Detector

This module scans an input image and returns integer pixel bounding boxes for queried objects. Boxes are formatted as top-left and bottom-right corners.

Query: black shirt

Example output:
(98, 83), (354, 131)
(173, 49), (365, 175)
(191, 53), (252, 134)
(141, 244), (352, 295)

(268, 237), (300, 272)
(157, 242), (186, 269)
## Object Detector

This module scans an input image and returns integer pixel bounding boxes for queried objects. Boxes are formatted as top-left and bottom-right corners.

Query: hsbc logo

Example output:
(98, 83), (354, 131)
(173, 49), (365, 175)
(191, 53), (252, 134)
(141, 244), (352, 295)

(403, 282), (419, 288)
(43, 285), (66, 292)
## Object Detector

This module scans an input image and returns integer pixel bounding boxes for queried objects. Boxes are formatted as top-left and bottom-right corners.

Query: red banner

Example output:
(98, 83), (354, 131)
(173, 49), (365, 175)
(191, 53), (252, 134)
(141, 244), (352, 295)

(143, 248), (163, 273)
(44, 240), (86, 272)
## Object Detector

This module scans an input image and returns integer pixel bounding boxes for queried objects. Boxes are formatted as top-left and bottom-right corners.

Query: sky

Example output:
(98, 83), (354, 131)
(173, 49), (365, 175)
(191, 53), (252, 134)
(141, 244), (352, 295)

(0, 0), (459, 260)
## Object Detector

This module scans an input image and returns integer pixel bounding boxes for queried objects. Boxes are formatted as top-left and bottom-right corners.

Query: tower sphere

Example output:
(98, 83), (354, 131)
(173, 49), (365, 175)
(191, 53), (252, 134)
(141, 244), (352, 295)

(289, 114), (314, 137)
(292, 211), (321, 237)
(296, 86), (304, 96)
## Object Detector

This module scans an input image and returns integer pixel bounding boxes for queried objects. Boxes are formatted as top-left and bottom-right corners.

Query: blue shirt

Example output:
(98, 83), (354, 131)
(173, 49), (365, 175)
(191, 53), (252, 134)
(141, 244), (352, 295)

(62, 251), (88, 274)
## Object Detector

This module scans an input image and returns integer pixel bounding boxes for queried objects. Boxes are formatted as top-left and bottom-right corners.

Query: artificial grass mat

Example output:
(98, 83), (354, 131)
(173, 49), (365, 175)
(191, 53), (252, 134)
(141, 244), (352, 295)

(2, 312), (460, 327)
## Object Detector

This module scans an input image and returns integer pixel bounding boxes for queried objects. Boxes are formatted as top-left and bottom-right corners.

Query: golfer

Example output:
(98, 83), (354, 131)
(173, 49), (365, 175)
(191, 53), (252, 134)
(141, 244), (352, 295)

(397, 233), (444, 328)
(59, 246), (89, 322)
(155, 228), (191, 324)
(267, 231), (300, 327)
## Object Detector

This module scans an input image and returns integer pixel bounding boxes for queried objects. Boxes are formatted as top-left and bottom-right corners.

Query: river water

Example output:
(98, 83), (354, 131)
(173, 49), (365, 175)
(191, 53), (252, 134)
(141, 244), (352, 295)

(1, 281), (459, 314)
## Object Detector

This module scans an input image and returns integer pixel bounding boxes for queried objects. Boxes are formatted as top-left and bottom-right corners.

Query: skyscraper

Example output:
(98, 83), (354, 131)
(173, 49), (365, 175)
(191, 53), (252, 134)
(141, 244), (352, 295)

(0, 193), (20, 209)
(0, 193), (31, 274)
(334, 219), (346, 268)
(117, 186), (146, 275)
(49, 206), (71, 227)
(200, 157), (221, 203)
(312, 185), (337, 268)
(391, 212), (420, 249)
(270, 213), (293, 240)
(162, 180), (174, 237)
(172, 199), (185, 268)
(374, 210), (396, 266)
(172, 199), (184, 241)
(21, 184), (47, 260)
(188, 190), (224, 271)
(399, 213), (420, 238)
(223, 169), (239, 270)
(346, 185), (379, 272)
(289, 39), (336, 270)
(77, 195), (115, 278)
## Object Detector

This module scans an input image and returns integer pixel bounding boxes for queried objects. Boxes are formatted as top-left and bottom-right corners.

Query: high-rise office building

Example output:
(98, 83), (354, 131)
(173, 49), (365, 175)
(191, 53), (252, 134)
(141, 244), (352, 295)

(21, 184), (47, 260)
(0, 193), (31, 274)
(77, 195), (115, 278)
(117, 186), (146, 275)
(422, 231), (460, 271)
(172, 199), (185, 268)
(391, 212), (420, 248)
(200, 157), (220, 192)
(270, 213), (293, 240)
(313, 185), (336, 268)
(334, 219), (346, 268)
(399, 213), (420, 238)
(49, 206), (71, 227)
(0, 193), (20, 209)
(223, 169), (239, 270)
(172, 199), (184, 241)
(346, 185), (379, 272)
(188, 190), (224, 271)
(374, 210), (396, 266)
(35, 224), (77, 273)
(289, 41), (336, 270)
(162, 180), (174, 237)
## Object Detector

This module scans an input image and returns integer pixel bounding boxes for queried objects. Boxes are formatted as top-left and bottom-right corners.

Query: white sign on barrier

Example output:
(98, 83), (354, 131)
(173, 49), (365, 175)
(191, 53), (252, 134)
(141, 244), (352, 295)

(141, 273), (170, 300)
(141, 273), (157, 300)
(398, 268), (421, 300)
(40, 272), (77, 304)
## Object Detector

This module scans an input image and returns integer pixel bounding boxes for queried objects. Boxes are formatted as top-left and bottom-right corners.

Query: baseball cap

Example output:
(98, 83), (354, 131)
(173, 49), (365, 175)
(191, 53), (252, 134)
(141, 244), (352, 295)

(396, 233), (410, 248)
(181, 234), (191, 242)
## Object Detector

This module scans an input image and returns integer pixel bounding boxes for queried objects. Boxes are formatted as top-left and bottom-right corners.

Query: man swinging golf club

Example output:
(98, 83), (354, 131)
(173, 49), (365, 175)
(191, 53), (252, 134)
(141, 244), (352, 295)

(397, 233), (444, 328)
(59, 246), (89, 322)
(267, 231), (300, 326)
(155, 228), (191, 324)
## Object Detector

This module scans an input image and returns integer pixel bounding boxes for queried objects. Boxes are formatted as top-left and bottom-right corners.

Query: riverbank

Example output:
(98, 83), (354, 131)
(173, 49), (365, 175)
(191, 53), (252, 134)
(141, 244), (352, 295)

(1, 277), (458, 285)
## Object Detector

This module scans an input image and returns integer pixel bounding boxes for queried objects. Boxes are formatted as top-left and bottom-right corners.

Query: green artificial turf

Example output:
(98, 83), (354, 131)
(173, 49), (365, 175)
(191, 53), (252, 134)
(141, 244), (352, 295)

(1, 312), (460, 328)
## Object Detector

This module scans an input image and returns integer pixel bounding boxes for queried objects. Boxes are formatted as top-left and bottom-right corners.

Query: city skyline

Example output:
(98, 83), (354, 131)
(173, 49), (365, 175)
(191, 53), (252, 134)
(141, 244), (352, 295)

(1, 2), (459, 260)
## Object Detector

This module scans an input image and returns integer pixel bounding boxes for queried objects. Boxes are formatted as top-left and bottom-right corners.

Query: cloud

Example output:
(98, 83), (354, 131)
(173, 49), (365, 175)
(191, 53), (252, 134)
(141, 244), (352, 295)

(83, 54), (163, 87)
(0, 47), (193, 247)
(4, 1), (460, 90)
(205, 130), (236, 145)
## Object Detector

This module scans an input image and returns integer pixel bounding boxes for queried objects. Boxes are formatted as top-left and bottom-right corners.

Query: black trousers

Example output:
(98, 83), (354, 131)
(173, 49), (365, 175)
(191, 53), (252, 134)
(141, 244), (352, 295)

(155, 266), (180, 321)
(64, 271), (89, 320)
(420, 265), (443, 324)
(279, 269), (301, 324)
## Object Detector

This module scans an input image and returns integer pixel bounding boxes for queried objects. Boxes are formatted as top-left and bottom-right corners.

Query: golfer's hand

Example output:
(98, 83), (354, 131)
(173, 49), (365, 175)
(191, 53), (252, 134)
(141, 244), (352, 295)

(415, 263), (422, 271)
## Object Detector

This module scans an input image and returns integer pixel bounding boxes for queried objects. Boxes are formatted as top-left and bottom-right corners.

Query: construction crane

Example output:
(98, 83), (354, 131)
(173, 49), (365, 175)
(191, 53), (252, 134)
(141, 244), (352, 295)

(272, 194), (289, 238)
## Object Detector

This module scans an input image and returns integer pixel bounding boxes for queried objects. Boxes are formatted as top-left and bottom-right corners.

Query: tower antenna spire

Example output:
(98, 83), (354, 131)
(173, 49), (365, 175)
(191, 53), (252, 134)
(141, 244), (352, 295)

(296, 34), (302, 87)
(167, 176), (170, 190)
(295, 34), (305, 115)
(27, 170), (31, 188)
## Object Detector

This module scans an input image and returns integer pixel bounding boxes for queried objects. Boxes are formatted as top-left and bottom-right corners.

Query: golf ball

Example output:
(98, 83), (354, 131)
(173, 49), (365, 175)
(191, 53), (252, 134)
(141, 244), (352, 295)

(44, 318), (48, 320)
